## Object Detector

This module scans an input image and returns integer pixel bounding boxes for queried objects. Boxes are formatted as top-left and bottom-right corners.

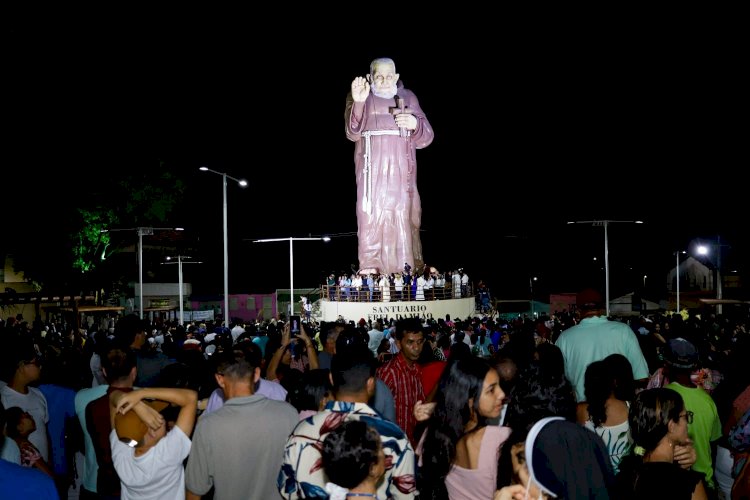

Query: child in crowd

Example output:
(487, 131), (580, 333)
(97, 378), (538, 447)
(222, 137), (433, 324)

(321, 420), (385, 500)
(3, 406), (55, 478)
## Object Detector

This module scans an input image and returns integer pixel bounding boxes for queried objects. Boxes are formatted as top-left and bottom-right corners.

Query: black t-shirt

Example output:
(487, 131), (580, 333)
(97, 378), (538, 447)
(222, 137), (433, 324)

(613, 460), (704, 499)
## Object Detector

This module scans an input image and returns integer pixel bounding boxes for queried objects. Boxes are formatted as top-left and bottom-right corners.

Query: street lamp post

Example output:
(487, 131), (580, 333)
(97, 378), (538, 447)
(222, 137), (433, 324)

(529, 276), (537, 317)
(253, 237), (331, 317)
(137, 227), (152, 320)
(101, 227), (184, 319)
(199, 167), (248, 325)
(674, 250), (686, 313)
(162, 255), (202, 325)
(567, 220), (643, 317)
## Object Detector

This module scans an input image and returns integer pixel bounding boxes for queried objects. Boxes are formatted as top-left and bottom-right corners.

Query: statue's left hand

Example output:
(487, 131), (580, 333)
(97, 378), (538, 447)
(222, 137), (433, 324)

(395, 113), (417, 130)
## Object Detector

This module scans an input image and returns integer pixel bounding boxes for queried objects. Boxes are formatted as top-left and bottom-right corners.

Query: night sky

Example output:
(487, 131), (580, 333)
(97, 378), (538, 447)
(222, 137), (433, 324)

(6, 27), (745, 301)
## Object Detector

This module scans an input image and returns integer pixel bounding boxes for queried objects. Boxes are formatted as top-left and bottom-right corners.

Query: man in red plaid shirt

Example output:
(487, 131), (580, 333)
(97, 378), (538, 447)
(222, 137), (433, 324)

(376, 317), (426, 446)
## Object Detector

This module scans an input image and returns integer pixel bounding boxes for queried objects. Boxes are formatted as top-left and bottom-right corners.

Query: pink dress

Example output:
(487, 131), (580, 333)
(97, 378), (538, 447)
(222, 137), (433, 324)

(445, 425), (512, 500)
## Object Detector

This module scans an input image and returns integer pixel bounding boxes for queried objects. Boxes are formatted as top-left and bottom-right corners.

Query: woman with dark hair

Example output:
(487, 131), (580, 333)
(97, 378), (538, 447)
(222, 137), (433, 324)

(287, 368), (333, 420)
(321, 420), (385, 500)
(533, 342), (566, 383)
(577, 355), (635, 475)
(503, 362), (577, 433)
(417, 357), (509, 500)
(412, 339), (477, 425)
(496, 361), (578, 490)
(613, 388), (707, 500)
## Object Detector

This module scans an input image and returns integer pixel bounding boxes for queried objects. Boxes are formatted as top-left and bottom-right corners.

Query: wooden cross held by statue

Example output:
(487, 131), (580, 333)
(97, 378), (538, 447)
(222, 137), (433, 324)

(391, 96), (413, 138)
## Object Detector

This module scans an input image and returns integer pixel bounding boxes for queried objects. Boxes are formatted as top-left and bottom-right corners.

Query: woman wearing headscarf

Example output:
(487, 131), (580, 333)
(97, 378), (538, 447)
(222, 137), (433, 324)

(495, 416), (613, 499)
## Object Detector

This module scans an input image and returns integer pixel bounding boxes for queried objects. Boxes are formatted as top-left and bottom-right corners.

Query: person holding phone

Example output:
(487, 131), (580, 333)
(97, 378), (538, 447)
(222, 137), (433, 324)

(266, 321), (319, 385)
(290, 316), (301, 337)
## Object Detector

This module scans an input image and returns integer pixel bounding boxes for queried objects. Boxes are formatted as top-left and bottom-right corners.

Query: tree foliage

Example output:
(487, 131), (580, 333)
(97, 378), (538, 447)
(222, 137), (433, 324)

(7, 161), (188, 294)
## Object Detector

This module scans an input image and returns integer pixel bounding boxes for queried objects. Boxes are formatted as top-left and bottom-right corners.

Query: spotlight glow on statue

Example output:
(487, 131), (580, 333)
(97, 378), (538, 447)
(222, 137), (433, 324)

(346, 57), (434, 276)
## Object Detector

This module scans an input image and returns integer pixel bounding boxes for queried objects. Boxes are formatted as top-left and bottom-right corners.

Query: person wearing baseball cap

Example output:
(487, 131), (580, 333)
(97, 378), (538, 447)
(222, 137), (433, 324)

(665, 337), (723, 494)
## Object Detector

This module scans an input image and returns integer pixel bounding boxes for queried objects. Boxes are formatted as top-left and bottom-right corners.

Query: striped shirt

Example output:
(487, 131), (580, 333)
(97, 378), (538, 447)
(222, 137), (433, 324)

(377, 354), (425, 446)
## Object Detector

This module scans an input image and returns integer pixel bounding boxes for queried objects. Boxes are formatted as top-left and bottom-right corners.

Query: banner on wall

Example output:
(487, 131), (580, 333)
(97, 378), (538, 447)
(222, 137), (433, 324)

(189, 310), (215, 321)
(319, 298), (477, 323)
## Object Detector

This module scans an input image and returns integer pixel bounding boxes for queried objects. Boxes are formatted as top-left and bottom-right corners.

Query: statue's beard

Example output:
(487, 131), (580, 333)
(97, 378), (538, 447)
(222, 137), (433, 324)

(371, 84), (398, 99)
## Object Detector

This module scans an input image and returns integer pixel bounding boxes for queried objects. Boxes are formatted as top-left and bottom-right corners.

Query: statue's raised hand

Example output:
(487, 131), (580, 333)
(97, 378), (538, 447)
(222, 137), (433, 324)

(351, 76), (370, 102)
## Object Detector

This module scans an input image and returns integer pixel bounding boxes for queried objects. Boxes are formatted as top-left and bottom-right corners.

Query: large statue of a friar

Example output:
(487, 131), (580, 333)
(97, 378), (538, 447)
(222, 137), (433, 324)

(345, 57), (434, 276)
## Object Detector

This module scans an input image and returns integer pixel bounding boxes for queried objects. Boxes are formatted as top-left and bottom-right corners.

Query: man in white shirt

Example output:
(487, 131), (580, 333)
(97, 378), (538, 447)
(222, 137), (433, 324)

(0, 341), (49, 462)
(367, 320), (385, 358)
(460, 271), (469, 298)
(230, 321), (246, 344)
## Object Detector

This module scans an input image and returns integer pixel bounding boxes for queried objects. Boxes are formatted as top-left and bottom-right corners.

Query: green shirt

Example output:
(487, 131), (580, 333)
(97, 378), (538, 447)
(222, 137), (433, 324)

(666, 382), (722, 488)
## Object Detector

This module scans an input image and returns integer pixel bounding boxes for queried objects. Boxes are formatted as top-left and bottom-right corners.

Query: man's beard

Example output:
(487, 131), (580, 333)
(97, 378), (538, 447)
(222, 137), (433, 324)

(371, 84), (398, 99)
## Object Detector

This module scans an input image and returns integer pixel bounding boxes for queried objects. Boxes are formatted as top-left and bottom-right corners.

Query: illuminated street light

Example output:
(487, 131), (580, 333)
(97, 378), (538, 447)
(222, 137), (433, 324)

(567, 220), (643, 317)
(101, 227), (184, 319)
(696, 236), (729, 314)
(674, 250), (686, 313)
(199, 166), (248, 324)
(252, 237), (331, 317)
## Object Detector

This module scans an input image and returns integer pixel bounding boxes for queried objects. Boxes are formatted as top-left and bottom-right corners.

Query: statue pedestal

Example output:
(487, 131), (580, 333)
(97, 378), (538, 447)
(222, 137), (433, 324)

(318, 297), (476, 324)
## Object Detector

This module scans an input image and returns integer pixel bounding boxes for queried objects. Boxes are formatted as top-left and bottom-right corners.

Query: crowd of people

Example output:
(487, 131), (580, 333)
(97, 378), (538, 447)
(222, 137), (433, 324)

(1, 288), (749, 499)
